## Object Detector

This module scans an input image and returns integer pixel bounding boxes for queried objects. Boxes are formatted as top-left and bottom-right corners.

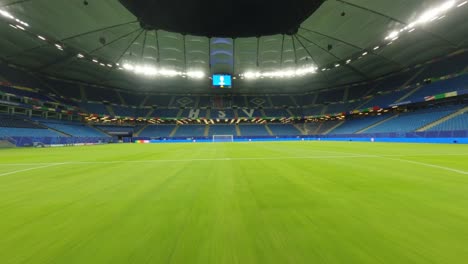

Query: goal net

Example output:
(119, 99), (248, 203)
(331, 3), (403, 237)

(212, 135), (234, 142)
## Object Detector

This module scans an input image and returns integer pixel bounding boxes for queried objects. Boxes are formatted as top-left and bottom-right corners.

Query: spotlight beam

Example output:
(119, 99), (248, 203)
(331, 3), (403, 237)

(35, 28), (142, 72)
(299, 27), (404, 69)
(335, 0), (458, 48)
(293, 35), (333, 83)
(96, 29), (145, 84)
(0, 0), (32, 8)
(4, 20), (139, 60)
(296, 33), (370, 80)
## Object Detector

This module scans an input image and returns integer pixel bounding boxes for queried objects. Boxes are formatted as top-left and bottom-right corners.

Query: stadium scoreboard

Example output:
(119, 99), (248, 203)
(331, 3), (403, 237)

(212, 74), (232, 88)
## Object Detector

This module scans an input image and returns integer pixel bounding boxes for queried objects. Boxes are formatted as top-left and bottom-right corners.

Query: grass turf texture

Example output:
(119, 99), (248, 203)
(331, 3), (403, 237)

(0, 142), (467, 264)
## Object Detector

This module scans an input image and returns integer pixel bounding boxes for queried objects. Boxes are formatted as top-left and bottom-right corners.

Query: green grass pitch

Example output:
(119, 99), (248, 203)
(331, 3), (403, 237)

(0, 142), (467, 264)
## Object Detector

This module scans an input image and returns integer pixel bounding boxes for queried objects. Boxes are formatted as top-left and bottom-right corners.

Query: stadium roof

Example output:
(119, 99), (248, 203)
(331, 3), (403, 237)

(0, 0), (467, 94)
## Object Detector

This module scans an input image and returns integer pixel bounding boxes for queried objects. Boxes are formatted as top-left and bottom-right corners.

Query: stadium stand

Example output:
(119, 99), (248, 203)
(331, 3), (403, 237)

(427, 112), (468, 131)
(238, 124), (269, 136)
(328, 115), (392, 134)
(0, 115), (63, 137)
(208, 124), (237, 136)
(41, 121), (109, 137)
(175, 125), (206, 137)
(268, 124), (301, 136)
(138, 125), (176, 137)
(365, 106), (462, 133)
(263, 109), (290, 117)
(79, 102), (110, 115)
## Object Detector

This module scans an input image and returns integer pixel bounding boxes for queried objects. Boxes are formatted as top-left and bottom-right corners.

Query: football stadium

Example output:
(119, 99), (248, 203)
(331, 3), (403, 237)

(0, 0), (468, 263)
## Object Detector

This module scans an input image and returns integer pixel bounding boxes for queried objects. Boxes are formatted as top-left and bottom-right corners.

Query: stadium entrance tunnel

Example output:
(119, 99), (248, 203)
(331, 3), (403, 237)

(119, 0), (325, 37)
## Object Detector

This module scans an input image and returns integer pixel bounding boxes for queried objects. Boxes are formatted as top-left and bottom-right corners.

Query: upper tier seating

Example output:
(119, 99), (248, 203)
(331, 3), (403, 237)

(0, 85), (53, 102)
(406, 75), (468, 102)
(263, 109), (290, 117)
(365, 106), (461, 133)
(79, 102), (110, 115)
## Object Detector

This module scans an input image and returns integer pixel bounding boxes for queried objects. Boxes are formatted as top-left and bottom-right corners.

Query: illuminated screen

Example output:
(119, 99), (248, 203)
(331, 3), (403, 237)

(212, 74), (232, 88)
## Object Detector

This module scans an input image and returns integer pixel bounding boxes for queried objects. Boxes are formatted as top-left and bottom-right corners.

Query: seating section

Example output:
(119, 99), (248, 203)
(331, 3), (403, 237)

(138, 125), (176, 137)
(79, 102), (109, 115)
(42, 121), (109, 137)
(152, 109), (180, 118)
(428, 113), (468, 131)
(406, 75), (468, 102)
(239, 125), (269, 136)
(329, 115), (391, 134)
(0, 116), (62, 137)
(263, 109), (290, 117)
(175, 125), (205, 137)
(0, 85), (53, 102)
(209, 125), (237, 136)
(268, 124), (300, 136)
(95, 126), (135, 133)
(366, 106), (460, 133)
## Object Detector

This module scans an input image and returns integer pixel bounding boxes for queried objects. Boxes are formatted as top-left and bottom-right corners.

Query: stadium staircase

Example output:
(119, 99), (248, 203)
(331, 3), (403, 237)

(105, 105), (115, 116)
(0, 137), (16, 148)
(356, 115), (398, 134)
(117, 91), (126, 105)
(134, 124), (148, 136)
(260, 109), (267, 117)
(235, 125), (241, 136)
(289, 96), (298, 106)
(343, 87), (349, 102)
(395, 86), (422, 103)
(323, 121), (344, 135)
(79, 85), (86, 101)
(32, 120), (72, 137)
(176, 109), (184, 118)
(206, 109), (211, 119)
(264, 125), (274, 136)
(293, 124), (307, 135)
(140, 95), (149, 107)
(88, 125), (110, 136)
(286, 109), (294, 117)
(169, 126), (179, 137)
(233, 109), (239, 119)
(321, 105), (328, 115)
(267, 96), (274, 108)
(204, 125), (210, 136)
(416, 106), (468, 132)
(145, 109), (154, 118)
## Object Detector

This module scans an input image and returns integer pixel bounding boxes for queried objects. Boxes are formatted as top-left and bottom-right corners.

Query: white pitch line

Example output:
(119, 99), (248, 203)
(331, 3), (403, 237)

(0, 153), (466, 166)
(383, 158), (468, 175)
(0, 163), (66, 177)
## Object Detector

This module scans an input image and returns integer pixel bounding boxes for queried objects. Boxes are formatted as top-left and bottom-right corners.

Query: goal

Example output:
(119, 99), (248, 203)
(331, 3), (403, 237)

(212, 135), (234, 142)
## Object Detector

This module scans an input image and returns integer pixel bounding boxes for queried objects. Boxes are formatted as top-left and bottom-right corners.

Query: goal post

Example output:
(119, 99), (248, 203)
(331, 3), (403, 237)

(212, 135), (234, 142)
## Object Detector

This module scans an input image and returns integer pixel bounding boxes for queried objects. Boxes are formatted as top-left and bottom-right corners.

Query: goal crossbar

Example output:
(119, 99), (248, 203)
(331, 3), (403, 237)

(212, 135), (234, 142)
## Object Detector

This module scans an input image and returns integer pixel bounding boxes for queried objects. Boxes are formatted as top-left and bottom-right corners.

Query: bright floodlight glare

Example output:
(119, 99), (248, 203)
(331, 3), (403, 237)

(37, 35), (46, 41)
(77, 53), (84, 58)
(16, 25), (25, 30)
(187, 71), (205, 79)
(458, 1), (468, 7)
(0, 9), (14, 19)
(385, 0), (457, 41)
(373, 46), (380, 50)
